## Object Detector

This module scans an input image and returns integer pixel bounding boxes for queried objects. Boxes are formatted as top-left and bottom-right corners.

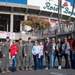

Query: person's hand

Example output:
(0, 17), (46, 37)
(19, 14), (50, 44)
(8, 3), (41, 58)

(3, 55), (5, 58)
(34, 53), (36, 55)
(15, 52), (17, 54)
(24, 54), (27, 57)
(45, 51), (48, 54)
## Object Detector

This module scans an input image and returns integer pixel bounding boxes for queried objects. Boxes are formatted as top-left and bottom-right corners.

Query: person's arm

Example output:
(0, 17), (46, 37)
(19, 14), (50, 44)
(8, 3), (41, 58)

(15, 45), (18, 54)
(24, 44), (27, 56)
(1, 43), (6, 57)
(65, 42), (70, 51)
(48, 43), (52, 53)
(32, 46), (35, 55)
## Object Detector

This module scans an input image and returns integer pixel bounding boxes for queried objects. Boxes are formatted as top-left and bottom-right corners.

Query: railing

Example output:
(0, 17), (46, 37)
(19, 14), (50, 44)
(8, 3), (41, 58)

(26, 24), (75, 38)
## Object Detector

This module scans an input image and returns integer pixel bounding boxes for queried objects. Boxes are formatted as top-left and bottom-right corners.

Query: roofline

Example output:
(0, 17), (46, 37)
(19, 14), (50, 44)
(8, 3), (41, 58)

(0, 2), (40, 10)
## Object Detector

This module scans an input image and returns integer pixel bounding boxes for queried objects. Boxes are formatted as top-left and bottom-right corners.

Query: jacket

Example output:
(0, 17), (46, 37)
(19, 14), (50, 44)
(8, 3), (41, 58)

(44, 42), (52, 55)
(68, 38), (74, 50)
(10, 44), (18, 57)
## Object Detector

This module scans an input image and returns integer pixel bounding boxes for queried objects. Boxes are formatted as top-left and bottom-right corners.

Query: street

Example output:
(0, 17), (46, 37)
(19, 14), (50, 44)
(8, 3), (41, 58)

(0, 69), (75, 75)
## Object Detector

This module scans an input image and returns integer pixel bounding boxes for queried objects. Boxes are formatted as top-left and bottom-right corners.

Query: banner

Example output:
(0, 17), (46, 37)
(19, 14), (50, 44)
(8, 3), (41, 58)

(0, 31), (15, 39)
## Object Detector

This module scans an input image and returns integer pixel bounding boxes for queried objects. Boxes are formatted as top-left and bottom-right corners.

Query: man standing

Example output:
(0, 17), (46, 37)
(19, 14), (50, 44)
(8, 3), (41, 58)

(16, 38), (24, 71)
(44, 37), (52, 69)
(24, 37), (33, 71)
(1, 36), (10, 73)
(51, 38), (56, 68)
(68, 35), (74, 69)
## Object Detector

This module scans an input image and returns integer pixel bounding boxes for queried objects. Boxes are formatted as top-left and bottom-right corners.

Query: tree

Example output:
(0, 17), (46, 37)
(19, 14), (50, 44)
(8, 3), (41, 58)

(22, 15), (51, 30)
(65, 0), (75, 25)
(68, 0), (75, 21)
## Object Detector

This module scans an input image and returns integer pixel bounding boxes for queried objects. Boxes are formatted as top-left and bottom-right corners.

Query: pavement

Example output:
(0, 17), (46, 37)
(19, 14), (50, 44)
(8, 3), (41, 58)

(0, 69), (75, 75)
(0, 59), (75, 75)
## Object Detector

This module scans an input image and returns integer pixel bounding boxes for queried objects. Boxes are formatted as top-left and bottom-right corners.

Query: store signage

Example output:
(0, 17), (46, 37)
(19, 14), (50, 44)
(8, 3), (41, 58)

(0, 31), (15, 39)
(43, 2), (75, 16)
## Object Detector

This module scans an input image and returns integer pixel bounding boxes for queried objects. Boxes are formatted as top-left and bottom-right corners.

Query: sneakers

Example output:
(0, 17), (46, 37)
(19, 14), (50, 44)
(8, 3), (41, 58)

(2, 71), (6, 74)
(21, 68), (24, 71)
(58, 66), (61, 69)
(29, 68), (33, 71)
(16, 69), (20, 71)
(25, 68), (28, 71)
(6, 70), (10, 73)
(45, 67), (48, 70)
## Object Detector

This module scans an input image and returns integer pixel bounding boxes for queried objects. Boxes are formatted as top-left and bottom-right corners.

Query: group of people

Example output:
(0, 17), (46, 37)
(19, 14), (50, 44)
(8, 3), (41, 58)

(0, 35), (75, 74)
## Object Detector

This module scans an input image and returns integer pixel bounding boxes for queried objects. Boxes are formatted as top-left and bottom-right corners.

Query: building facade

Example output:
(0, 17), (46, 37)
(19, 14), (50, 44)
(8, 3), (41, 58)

(0, 0), (75, 40)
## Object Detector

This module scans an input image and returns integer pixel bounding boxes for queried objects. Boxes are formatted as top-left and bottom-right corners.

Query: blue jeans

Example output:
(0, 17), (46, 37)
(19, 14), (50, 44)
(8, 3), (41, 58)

(38, 55), (44, 69)
(70, 50), (75, 69)
(12, 55), (16, 70)
(33, 54), (39, 70)
(51, 51), (56, 68)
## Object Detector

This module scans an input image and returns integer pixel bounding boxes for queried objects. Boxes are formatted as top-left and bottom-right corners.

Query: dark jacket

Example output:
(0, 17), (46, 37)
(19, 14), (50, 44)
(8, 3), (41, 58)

(56, 42), (62, 55)
(68, 38), (74, 50)
(44, 42), (52, 55)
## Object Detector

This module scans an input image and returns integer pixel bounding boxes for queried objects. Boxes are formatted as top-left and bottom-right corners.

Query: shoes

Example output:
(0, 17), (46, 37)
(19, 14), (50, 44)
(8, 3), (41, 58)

(16, 69), (20, 71)
(25, 68), (28, 71)
(6, 70), (10, 73)
(45, 67), (48, 70)
(21, 68), (24, 71)
(2, 71), (6, 74)
(29, 68), (33, 71)
(58, 66), (61, 69)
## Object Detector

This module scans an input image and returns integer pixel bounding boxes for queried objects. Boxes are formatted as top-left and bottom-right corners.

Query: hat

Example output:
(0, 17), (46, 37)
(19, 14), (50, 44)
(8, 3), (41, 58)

(6, 36), (9, 39)
(28, 37), (31, 40)
(19, 38), (22, 40)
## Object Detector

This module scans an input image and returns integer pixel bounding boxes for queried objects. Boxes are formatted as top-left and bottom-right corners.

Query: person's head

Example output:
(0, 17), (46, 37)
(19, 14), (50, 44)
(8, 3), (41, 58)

(13, 40), (16, 45)
(28, 37), (31, 43)
(52, 38), (55, 43)
(6, 36), (10, 42)
(68, 35), (71, 39)
(39, 40), (43, 46)
(34, 40), (38, 46)
(46, 37), (50, 42)
(19, 38), (22, 43)
(64, 37), (67, 43)
(57, 38), (61, 43)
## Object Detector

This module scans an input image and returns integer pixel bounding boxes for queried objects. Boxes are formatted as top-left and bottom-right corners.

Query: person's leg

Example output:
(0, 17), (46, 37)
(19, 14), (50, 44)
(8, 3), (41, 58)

(64, 54), (70, 69)
(35, 54), (39, 70)
(1, 58), (6, 72)
(40, 55), (44, 69)
(6, 56), (9, 72)
(48, 54), (51, 69)
(21, 56), (24, 70)
(51, 54), (54, 68)
(57, 55), (62, 69)
(53, 51), (56, 67)
(33, 55), (36, 70)
(45, 54), (48, 68)
(72, 52), (75, 69)
(29, 55), (33, 69)
(38, 58), (41, 69)
(25, 55), (29, 70)
(12, 55), (16, 71)
(16, 56), (20, 70)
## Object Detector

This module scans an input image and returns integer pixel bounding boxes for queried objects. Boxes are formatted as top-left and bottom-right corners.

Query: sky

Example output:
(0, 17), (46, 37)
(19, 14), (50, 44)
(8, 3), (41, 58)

(66, 0), (74, 6)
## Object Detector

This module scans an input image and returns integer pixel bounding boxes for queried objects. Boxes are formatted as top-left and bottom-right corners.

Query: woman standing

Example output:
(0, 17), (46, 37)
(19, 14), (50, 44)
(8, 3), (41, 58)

(56, 38), (62, 69)
(62, 38), (70, 69)
(32, 41), (40, 71)
(10, 40), (18, 71)
(38, 41), (44, 69)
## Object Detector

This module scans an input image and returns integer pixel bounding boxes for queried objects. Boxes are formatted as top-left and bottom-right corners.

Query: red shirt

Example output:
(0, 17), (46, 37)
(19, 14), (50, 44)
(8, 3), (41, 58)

(68, 38), (74, 50)
(10, 44), (18, 57)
